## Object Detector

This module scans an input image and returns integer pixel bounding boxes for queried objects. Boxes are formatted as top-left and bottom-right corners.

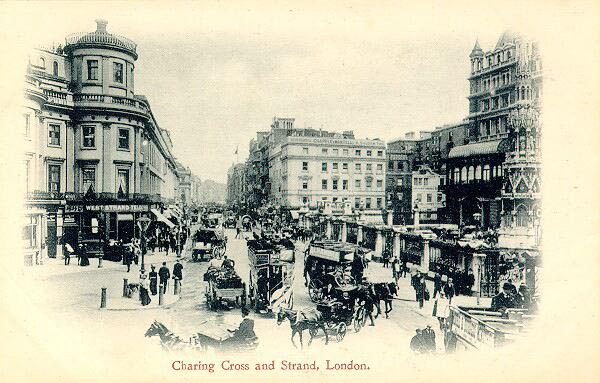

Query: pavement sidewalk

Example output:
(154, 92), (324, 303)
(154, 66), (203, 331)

(365, 261), (492, 314)
(23, 249), (189, 280)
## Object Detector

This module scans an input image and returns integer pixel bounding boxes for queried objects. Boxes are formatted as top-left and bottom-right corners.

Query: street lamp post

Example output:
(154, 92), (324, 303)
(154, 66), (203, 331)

(136, 216), (151, 274)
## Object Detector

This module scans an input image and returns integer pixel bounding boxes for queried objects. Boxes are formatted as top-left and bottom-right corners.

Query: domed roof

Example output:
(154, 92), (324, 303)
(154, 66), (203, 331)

(64, 19), (137, 59)
(470, 38), (483, 58)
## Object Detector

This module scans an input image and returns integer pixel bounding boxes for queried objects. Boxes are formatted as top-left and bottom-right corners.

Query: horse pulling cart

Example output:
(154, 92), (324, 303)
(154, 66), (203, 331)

(192, 228), (226, 261)
(247, 239), (295, 313)
(312, 285), (367, 341)
(191, 319), (258, 353)
(203, 266), (246, 310)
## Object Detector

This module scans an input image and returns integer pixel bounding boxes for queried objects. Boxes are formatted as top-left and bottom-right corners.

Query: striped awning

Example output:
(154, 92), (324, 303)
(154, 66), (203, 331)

(448, 139), (509, 159)
(150, 208), (175, 228)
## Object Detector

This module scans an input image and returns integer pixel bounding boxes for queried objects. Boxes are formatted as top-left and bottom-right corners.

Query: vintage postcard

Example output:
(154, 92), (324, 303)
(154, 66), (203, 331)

(0, 1), (598, 382)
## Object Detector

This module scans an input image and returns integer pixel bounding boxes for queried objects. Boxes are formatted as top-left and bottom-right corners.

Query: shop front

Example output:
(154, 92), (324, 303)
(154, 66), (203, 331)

(64, 201), (156, 257)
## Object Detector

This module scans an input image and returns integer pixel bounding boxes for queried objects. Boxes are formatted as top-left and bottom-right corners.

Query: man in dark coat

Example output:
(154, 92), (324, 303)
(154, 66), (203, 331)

(464, 269), (475, 296)
(414, 273), (426, 308)
(410, 329), (427, 353)
(229, 307), (256, 342)
(351, 252), (365, 283)
(491, 283), (516, 312)
(149, 265), (158, 295)
(158, 261), (170, 292)
(433, 272), (442, 298)
(422, 325), (436, 353)
(173, 260), (184, 282)
(444, 278), (455, 303)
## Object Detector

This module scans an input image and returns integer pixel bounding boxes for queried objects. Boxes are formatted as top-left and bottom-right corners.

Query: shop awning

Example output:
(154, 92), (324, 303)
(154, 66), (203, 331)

(150, 208), (175, 228)
(448, 139), (509, 159)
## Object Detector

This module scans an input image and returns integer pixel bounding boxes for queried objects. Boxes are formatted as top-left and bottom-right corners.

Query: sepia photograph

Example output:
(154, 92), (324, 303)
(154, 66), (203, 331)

(0, 1), (598, 383)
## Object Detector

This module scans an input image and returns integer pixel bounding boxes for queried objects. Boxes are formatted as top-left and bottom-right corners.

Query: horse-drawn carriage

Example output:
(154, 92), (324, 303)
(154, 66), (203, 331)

(314, 285), (367, 341)
(305, 241), (358, 302)
(191, 319), (258, 352)
(247, 239), (295, 313)
(203, 265), (246, 310)
(192, 228), (226, 261)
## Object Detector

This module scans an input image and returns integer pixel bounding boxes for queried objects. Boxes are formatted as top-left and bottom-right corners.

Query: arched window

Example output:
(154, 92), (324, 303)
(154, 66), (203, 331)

(53, 61), (59, 76)
(516, 205), (529, 227)
(475, 165), (482, 180)
(454, 168), (460, 183)
(519, 128), (527, 153)
(39, 57), (45, 68)
(468, 166), (475, 181)
(461, 167), (467, 183)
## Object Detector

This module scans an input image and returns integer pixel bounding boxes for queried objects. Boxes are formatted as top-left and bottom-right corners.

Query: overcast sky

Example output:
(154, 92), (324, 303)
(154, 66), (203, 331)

(8, 3), (540, 184)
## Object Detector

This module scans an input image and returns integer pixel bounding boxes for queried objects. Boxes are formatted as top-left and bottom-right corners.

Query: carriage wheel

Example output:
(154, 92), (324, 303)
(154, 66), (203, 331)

(336, 322), (347, 342)
(354, 307), (365, 332)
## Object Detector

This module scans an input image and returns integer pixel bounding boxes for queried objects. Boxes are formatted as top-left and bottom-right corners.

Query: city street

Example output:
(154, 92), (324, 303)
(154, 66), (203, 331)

(19, 227), (474, 358)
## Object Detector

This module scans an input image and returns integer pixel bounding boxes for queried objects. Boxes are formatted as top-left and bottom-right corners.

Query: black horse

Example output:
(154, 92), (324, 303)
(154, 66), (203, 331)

(145, 321), (190, 352)
(276, 308), (329, 349)
(366, 282), (398, 319)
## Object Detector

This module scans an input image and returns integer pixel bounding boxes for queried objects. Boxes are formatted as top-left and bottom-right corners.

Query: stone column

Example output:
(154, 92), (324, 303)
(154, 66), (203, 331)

(326, 220), (332, 239)
(55, 209), (64, 259)
(357, 225), (364, 244)
(375, 230), (383, 258)
(472, 253), (487, 296)
(393, 232), (401, 258)
(387, 210), (393, 226)
(422, 239), (430, 273)
(341, 222), (348, 243)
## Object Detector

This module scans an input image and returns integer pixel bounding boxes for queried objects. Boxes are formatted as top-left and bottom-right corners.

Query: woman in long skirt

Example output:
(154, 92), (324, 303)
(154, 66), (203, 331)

(140, 273), (151, 306)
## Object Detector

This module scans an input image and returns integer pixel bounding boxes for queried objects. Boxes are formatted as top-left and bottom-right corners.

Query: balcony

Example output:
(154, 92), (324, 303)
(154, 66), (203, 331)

(64, 192), (163, 204)
(27, 191), (64, 201)
(73, 94), (149, 116)
(43, 89), (73, 107)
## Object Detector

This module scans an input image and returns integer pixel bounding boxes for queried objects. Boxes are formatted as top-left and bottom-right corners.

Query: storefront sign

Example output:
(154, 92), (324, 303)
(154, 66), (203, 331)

(64, 214), (77, 226)
(450, 307), (497, 349)
(65, 205), (84, 213)
(85, 204), (150, 212)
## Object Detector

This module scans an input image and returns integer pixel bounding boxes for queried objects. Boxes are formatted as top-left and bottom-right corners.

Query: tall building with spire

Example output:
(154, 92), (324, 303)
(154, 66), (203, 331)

(442, 31), (542, 230)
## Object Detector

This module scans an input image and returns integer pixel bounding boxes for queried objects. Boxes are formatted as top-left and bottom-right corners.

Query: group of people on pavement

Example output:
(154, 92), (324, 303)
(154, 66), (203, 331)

(138, 260), (184, 306)
(410, 325), (437, 354)
(62, 241), (90, 266)
(147, 226), (190, 256)
(491, 279), (535, 313)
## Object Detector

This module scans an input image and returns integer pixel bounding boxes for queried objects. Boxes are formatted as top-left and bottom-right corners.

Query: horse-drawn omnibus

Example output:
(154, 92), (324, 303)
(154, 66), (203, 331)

(304, 240), (359, 302)
(247, 239), (295, 313)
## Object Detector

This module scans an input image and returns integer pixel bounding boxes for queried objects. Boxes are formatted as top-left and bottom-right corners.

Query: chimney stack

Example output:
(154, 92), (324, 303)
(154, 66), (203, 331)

(95, 19), (108, 33)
